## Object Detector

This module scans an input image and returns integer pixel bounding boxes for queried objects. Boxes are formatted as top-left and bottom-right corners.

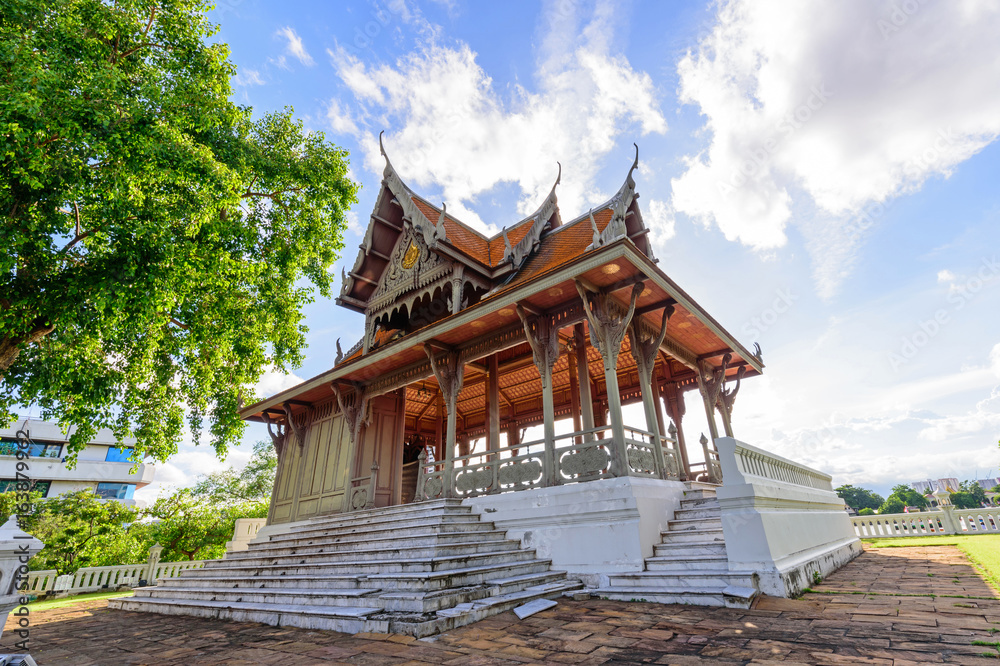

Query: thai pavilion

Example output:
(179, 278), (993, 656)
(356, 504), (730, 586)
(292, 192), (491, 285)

(112, 140), (861, 636)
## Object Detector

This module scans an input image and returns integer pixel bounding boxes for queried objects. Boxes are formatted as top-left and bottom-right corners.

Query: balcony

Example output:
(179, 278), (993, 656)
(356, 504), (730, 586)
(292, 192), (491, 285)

(0, 455), (154, 487)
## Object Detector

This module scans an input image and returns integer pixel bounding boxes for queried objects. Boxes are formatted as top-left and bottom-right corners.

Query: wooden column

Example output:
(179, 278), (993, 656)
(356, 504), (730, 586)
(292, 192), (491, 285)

(434, 391), (444, 463)
(330, 380), (370, 512)
(573, 323), (595, 441)
(717, 364), (746, 438)
(575, 280), (642, 478)
(424, 344), (464, 497)
(627, 305), (672, 478)
(696, 359), (722, 443)
(488, 354), (501, 452)
(516, 305), (560, 486)
(567, 348), (582, 444)
(663, 381), (691, 480)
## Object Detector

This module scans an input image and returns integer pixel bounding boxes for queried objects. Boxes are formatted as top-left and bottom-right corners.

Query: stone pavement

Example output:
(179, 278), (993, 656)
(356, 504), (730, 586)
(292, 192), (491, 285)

(4, 545), (1000, 664)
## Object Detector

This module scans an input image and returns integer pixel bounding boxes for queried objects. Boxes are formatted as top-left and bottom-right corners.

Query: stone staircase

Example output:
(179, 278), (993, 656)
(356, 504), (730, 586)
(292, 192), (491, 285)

(593, 483), (759, 608)
(109, 499), (581, 636)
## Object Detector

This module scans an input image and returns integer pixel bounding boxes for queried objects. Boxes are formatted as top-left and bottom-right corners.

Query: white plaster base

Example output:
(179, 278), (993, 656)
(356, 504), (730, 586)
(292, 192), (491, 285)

(462, 476), (687, 588)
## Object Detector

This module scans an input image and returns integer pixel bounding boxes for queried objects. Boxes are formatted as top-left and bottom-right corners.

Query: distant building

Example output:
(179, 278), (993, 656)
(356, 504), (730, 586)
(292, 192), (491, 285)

(0, 418), (155, 506)
(975, 478), (1000, 491)
(911, 478), (962, 494)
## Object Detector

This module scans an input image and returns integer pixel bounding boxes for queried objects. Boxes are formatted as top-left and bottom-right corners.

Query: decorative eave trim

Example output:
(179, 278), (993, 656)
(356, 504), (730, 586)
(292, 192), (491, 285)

(588, 144), (640, 251)
(503, 163), (561, 268)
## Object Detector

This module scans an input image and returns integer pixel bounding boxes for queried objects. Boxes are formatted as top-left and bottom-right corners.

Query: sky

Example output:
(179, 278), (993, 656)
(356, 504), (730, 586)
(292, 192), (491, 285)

(124, 0), (1000, 502)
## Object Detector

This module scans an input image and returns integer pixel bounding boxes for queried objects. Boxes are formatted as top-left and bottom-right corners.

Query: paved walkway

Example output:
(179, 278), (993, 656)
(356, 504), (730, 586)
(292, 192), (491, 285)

(4, 546), (1000, 664)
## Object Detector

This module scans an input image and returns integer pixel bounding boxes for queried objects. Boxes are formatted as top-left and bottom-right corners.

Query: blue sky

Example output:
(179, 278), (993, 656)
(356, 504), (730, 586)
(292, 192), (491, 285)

(135, 0), (1000, 500)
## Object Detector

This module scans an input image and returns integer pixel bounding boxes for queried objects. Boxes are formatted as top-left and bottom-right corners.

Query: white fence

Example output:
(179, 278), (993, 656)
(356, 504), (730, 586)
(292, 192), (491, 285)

(22, 517), (267, 596)
(23, 544), (210, 596)
(852, 506), (1000, 538)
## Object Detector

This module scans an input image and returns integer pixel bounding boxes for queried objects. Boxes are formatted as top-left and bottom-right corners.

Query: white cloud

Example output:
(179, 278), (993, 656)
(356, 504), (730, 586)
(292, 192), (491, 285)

(326, 98), (359, 136)
(671, 0), (1000, 297)
(234, 68), (264, 87)
(327, 0), (666, 233)
(938, 269), (957, 283)
(276, 26), (315, 67)
(645, 198), (676, 250)
(255, 366), (305, 398)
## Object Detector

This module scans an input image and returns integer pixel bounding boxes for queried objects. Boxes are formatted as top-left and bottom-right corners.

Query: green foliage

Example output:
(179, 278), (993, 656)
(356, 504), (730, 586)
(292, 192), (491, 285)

(960, 480), (988, 507)
(26, 490), (140, 573)
(951, 491), (981, 510)
(192, 440), (276, 502)
(858, 507), (875, 516)
(142, 488), (264, 561)
(3, 440), (276, 572)
(0, 0), (358, 462)
(879, 497), (905, 515)
(835, 484), (885, 511)
(887, 484), (928, 510)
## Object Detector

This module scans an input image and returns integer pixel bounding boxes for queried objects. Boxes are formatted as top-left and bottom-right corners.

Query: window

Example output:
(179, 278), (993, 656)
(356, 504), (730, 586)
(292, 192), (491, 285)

(0, 479), (52, 497)
(95, 482), (136, 500)
(105, 447), (134, 463)
(0, 439), (61, 458)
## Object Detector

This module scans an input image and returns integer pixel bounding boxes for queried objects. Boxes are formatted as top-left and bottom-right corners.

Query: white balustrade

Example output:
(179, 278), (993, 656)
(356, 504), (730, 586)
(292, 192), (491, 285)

(416, 424), (680, 500)
(850, 507), (1000, 537)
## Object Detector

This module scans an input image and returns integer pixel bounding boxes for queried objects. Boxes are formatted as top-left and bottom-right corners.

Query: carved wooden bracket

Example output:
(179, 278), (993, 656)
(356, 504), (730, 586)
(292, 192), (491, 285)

(423, 343), (464, 402)
(628, 303), (673, 384)
(263, 413), (288, 458)
(283, 401), (313, 451)
(575, 280), (643, 368)
(331, 380), (370, 447)
(515, 304), (560, 381)
(717, 364), (747, 420)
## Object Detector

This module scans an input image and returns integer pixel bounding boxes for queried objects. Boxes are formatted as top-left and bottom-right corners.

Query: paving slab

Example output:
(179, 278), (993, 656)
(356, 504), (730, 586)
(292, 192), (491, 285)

(4, 545), (1000, 664)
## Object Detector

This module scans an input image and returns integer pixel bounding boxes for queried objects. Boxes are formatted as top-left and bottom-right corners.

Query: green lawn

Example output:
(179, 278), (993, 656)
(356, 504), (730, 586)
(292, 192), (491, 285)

(25, 589), (134, 612)
(864, 534), (1000, 593)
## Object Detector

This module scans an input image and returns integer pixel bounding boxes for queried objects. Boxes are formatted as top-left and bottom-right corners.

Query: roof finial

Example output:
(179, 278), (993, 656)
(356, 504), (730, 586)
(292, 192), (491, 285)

(555, 161), (562, 186)
(379, 130), (386, 158)
(626, 143), (639, 189)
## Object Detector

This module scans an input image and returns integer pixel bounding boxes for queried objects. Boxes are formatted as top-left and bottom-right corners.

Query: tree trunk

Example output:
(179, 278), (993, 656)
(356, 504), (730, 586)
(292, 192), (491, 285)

(0, 321), (56, 375)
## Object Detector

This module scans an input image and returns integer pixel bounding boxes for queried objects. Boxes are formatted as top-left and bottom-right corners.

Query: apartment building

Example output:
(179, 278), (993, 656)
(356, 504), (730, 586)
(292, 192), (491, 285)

(0, 418), (155, 506)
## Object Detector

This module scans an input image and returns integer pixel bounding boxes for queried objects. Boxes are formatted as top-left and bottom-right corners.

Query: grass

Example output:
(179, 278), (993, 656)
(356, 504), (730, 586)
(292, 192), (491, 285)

(864, 534), (1000, 593)
(25, 589), (133, 612)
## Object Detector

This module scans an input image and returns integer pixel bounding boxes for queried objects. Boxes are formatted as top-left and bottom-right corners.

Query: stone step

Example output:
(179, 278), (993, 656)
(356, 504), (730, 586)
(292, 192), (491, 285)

(644, 555), (729, 572)
(190, 549), (539, 577)
(110, 573), (580, 638)
(158, 558), (557, 594)
(666, 517), (722, 532)
(267, 514), (490, 543)
(681, 497), (720, 509)
(363, 559), (557, 591)
(252, 526), (508, 553)
(653, 542), (728, 558)
(304, 498), (467, 526)
(592, 586), (727, 607)
(155, 574), (368, 590)
(673, 507), (721, 521)
(108, 596), (382, 634)
(607, 570), (736, 589)
(133, 585), (385, 609)
(681, 489), (717, 500)
(226, 539), (521, 565)
(659, 528), (726, 544)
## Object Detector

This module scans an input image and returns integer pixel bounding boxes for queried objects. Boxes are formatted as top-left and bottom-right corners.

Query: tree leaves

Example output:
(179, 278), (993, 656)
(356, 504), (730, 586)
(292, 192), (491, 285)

(1, 0), (359, 462)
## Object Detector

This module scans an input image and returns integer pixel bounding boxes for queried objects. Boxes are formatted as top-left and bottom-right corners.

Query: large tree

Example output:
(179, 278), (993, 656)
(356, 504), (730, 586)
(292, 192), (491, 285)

(835, 484), (884, 512)
(1, 0), (357, 461)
